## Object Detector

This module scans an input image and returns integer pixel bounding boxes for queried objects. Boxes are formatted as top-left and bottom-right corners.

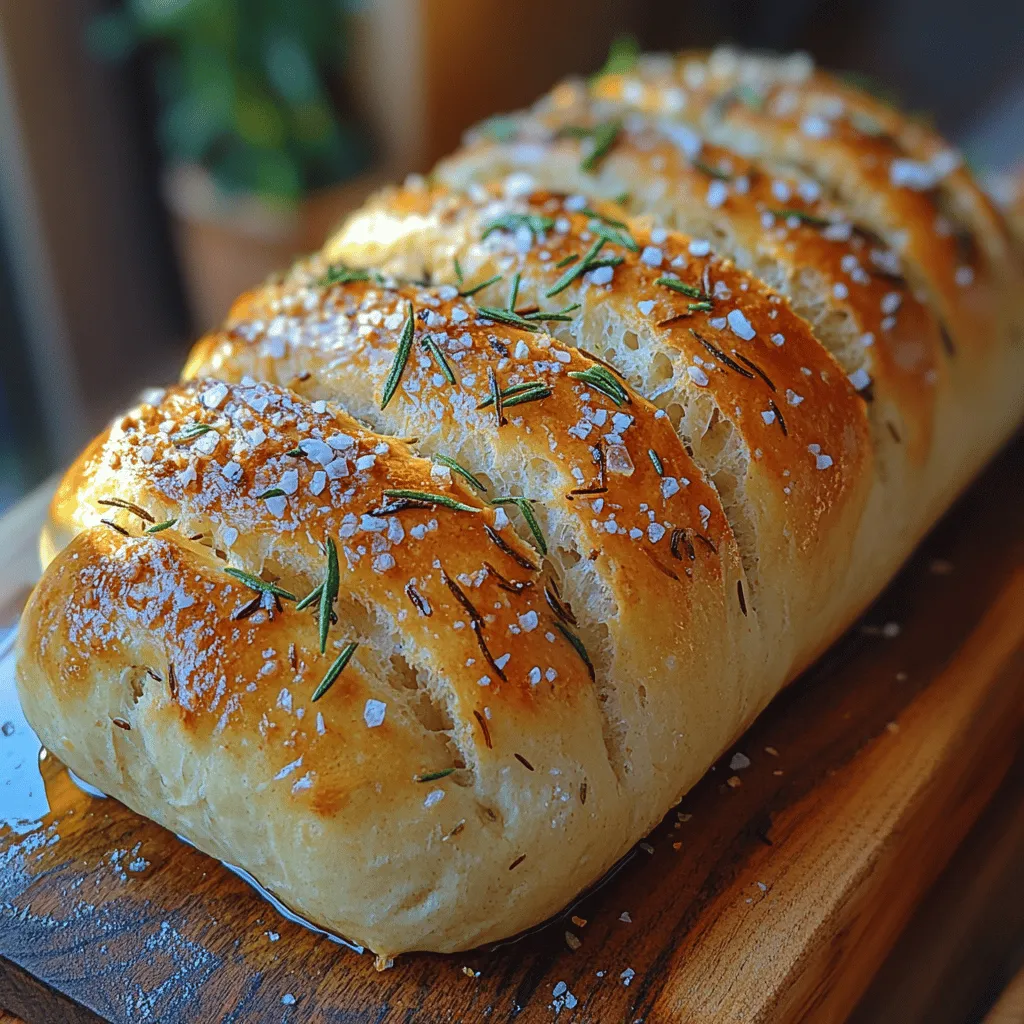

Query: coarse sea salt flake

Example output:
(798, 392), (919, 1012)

(363, 699), (386, 728)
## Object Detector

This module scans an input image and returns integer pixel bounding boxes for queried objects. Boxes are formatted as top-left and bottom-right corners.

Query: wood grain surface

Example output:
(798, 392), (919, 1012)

(0, 438), (1022, 1024)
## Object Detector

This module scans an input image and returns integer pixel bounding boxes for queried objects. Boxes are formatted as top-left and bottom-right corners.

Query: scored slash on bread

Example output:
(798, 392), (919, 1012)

(17, 46), (1024, 957)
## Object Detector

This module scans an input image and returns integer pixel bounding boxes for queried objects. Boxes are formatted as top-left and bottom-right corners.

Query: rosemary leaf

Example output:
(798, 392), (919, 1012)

(295, 582), (324, 611)
(554, 621), (596, 681)
(414, 767), (456, 783)
(312, 642), (359, 702)
(567, 365), (630, 406)
(423, 335), (456, 384)
(507, 271), (521, 312)
(768, 208), (833, 228)
(492, 497), (547, 555)
(590, 220), (638, 252)
(648, 449), (664, 475)
(320, 264), (371, 287)
(318, 537), (340, 654)
(656, 276), (703, 298)
(546, 238), (605, 297)
(693, 159), (731, 180)
(381, 489), (480, 513)
(475, 305), (540, 332)
(223, 567), (296, 601)
(580, 119), (621, 172)
(381, 301), (415, 409)
(477, 379), (549, 409)
(458, 273), (502, 298)
(501, 384), (552, 408)
(145, 518), (178, 534)
(170, 423), (214, 444)
(433, 454), (487, 492)
(481, 213), (555, 241)
(257, 487), (287, 499)
(553, 253), (579, 269)
(521, 303), (581, 323)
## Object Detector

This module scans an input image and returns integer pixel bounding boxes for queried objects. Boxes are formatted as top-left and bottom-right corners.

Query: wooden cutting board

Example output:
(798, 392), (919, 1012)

(1, 438), (1022, 1024)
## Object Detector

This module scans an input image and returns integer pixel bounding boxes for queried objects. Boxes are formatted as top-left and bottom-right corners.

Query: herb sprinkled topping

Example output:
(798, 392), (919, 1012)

(690, 329), (754, 378)
(567, 365), (630, 406)
(98, 497), (154, 523)
(767, 208), (833, 228)
(492, 496), (547, 555)
(377, 489), (480, 514)
(475, 305), (540, 332)
(656, 276), (704, 299)
(170, 422), (215, 444)
(487, 365), (505, 427)
(380, 301), (415, 409)
(223, 568), (296, 601)
(459, 273), (503, 298)
(422, 334), (456, 384)
(296, 582), (324, 611)
(648, 449), (664, 475)
(578, 119), (622, 172)
(693, 159), (731, 180)
(477, 379), (552, 410)
(414, 768), (456, 783)
(433, 453), (487, 492)
(257, 487), (287, 499)
(482, 212), (555, 241)
(554, 621), (596, 682)
(318, 537), (340, 654)
(442, 569), (506, 683)
(312, 642), (359, 702)
(484, 524), (539, 572)
(145, 518), (178, 534)
(546, 237), (606, 297)
(320, 263), (371, 287)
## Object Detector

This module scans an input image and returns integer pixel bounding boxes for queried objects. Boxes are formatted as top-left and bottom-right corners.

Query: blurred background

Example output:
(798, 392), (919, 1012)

(0, 0), (1022, 512)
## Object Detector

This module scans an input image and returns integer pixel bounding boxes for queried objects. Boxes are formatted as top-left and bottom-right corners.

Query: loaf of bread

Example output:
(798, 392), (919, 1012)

(17, 47), (1024, 957)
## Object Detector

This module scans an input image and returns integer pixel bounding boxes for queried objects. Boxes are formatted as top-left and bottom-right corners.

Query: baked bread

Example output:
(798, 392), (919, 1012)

(17, 46), (1024, 957)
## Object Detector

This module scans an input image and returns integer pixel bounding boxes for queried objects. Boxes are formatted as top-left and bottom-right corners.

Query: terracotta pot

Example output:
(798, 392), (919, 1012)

(163, 164), (387, 332)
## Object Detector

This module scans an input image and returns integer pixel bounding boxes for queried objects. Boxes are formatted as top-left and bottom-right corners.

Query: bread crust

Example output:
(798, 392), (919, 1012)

(17, 47), (1024, 956)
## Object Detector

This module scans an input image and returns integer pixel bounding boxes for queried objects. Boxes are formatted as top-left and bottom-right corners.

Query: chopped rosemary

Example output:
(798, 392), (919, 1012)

(380, 301), (415, 409)
(521, 303), (581, 324)
(492, 497), (547, 555)
(487, 366), (505, 427)
(145, 518), (177, 534)
(318, 537), (340, 654)
(453, 257), (464, 286)
(482, 213), (554, 241)
(546, 237), (605, 297)
(582, 206), (628, 230)
(312, 642), (358, 702)
(688, 301), (714, 313)
(433, 454), (487, 492)
(690, 329), (754, 379)
(223, 568), (296, 601)
(656, 276), (703, 299)
(484, 524), (539, 573)
(414, 767), (456, 783)
(648, 449), (664, 475)
(320, 263), (371, 286)
(554, 621), (596, 682)
(506, 271), (521, 312)
(595, 33), (639, 77)
(380, 489), (480, 513)
(169, 422), (214, 444)
(423, 334), (456, 384)
(567, 365), (630, 406)
(693, 159), (731, 180)
(477, 380), (551, 409)
(98, 497), (154, 523)
(553, 253), (579, 269)
(475, 305), (539, 332)
(580, 119), (621, 172)
(590, 220), (638, 252)
(101, 519), (130, 537)
(458, 273), (502, 298)
(257, 487), (287, 499)
(295, 582), (324, 611)
(442, 571), (506, 683)
(767, 208), (833, 228)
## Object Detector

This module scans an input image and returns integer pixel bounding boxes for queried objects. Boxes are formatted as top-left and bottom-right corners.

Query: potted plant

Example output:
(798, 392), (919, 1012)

(88, 0), (378, 329)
